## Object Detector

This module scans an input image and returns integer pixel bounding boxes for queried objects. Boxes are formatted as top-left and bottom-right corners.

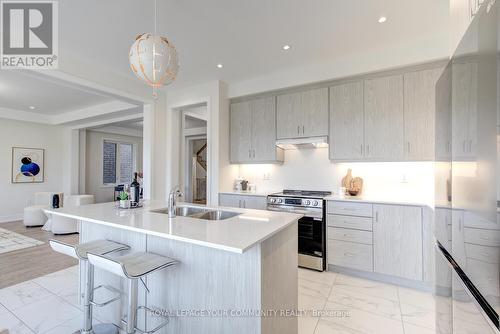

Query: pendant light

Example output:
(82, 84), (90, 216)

(129, 0), (179, 97)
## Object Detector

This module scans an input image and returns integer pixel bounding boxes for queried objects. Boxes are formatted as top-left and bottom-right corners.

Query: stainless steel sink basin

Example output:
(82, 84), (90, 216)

(151, 206), (240, 220)
(197, 210), (241, 220)
(151, 206), (209, 216)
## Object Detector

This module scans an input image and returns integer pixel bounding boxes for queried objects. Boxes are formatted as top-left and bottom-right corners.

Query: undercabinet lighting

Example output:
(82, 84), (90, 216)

(282, 44), (291, 50)
(29, 106), (36, 110)
(378, 16), (387, 23)
(216, 63), (223, 68)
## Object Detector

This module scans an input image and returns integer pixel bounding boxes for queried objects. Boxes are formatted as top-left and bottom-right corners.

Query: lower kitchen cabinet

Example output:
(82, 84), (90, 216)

(219, 193), (267, 210)
(373, 204), (423, 281)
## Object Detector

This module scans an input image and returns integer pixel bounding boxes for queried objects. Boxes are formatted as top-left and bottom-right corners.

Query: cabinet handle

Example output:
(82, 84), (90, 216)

(468, 140), (472, 153)
(302, 125), (305, 135)
(367, 145), (370, 156)
(297, 126), (300, 135)
(375, 211), (379, 223)
(459, 218), (462, 231)
(239, 200), (242, 208)
(344, 252), (356, 257)
(360, 144), (363, 155)
(407, 142), (411, 154)
(243, 200), (246, 208)
(463, 140), (466, 153)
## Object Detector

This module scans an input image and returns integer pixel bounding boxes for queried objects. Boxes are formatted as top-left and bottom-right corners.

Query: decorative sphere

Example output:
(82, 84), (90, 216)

(129, 33), (179, 88)
(21, 162), (40, 176)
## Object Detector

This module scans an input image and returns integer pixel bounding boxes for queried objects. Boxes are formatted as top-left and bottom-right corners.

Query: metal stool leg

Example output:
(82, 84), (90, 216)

(126, 279), (139, 334)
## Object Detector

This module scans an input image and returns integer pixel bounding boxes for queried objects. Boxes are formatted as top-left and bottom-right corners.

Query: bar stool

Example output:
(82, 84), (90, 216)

(87, 251), (178, 334)
(49, 239), (130, 334)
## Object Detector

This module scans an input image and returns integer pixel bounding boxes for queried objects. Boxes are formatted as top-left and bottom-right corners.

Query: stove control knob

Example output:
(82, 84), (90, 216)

(277, 198), (283, 203)
(313, 201), (319, 206)
(270, 198), (276, 203)
(305, 200), (311, 205)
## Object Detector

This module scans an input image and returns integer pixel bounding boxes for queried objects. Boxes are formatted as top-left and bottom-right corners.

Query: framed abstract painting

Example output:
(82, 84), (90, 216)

(11, 147), (45, 183)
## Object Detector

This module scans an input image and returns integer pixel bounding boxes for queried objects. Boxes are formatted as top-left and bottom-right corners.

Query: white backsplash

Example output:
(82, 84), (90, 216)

(237, 148), (435, 205)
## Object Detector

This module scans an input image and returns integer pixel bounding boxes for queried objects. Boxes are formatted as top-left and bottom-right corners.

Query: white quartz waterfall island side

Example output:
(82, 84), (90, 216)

(45, 201), (300, 334)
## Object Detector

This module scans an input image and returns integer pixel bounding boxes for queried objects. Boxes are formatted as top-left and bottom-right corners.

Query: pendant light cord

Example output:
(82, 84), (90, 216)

(153, 0), (158, 98)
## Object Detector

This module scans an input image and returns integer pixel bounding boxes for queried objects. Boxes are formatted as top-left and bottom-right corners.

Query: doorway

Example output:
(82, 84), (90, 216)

(180, 105), (208, 204)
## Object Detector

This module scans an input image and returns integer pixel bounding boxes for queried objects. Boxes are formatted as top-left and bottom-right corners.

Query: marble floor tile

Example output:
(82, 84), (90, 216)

(299, 293), (328, 311)
(0, 302), (9, 315)
(40, 314), (101, 334)
(0, 281), (54, 311)
(0, 311), (34, 334)
(333, 274), (399, 302)
(298, 268), (336, 286)
(298, 315), (319, 334)
(403, 322), (437, 334)
(400, 302), (436, 330)
(299, 278), (333, 300)
(61, 265), (79, 277)
(329, 285), (402, 321)
(398, 286), (436, 310)
(33, 270), (79, 296)
(11, 295), (81, 333)
(316, 301), (404, 334)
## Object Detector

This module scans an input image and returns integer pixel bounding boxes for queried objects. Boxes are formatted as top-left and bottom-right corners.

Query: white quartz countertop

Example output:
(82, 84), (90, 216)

(44, 200), (301, 254)
(219, 190), (278, 197)
(325, 195), (431, 207)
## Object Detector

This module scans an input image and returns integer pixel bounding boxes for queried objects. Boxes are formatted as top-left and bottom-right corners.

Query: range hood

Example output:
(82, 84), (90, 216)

(276, 136), (328, 150)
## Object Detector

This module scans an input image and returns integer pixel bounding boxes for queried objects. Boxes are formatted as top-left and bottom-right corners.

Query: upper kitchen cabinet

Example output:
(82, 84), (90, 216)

(329, 81), (364, 160)
(452, 61), (478, 160)
(230, 96), (284, 164)
(364, 75), (404, 160)
(403, 68), (442, 160)
(276, 87), (329, 139)
(435, 64), (453, 161)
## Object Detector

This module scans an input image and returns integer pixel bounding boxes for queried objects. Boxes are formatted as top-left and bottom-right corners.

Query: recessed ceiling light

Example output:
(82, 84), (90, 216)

(29, 106), (36, 110)
(282, 45), (291, 50)
(216, 63), (223, 68)
(378, 16), (387, 23)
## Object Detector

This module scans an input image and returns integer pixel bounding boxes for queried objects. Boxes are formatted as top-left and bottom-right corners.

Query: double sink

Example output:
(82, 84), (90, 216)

(151, 206), (241, 221)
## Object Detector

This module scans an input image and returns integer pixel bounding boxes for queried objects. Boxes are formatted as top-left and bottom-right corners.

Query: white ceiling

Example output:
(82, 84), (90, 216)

(59, 0), (450, 89)
(0, 71), (116, 115)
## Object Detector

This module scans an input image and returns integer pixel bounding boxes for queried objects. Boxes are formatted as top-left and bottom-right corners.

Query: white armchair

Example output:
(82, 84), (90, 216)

(43, 194), (95, 235)
(23, 192), (55, 227)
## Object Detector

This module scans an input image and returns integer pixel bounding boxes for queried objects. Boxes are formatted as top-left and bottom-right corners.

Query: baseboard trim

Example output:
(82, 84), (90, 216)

(328, 264), (432, 292)
(0, 214), (23, 223)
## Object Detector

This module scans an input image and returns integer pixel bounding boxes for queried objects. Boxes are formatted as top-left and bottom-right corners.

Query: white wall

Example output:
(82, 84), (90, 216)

(85, 130), (143, 203)
(0, 118), (64, 222)
(236, 148), (435, 206)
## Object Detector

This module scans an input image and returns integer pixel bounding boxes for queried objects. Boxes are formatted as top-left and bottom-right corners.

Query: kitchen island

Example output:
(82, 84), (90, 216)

(45, 201), (300, 334)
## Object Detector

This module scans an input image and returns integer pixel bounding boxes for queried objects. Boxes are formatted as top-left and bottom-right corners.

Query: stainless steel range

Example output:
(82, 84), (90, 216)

(267, 190), (332, 271)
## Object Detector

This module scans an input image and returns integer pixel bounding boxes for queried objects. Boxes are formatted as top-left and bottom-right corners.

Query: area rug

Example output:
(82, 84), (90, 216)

(0, 228), (44, 254)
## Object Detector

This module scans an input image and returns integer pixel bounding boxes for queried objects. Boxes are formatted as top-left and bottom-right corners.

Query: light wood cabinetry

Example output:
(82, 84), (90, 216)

(219, 193), (267, 210)
(276, 88), (328, 139)
(404, 68), (442, 160)
(435, 64), (453, 161)
(372, 204), (423, 281)
(452, 61), (478, 160)
(364, 75), (404, 160)
(230, 97), (283, 164)
(329, 81), (364, 160)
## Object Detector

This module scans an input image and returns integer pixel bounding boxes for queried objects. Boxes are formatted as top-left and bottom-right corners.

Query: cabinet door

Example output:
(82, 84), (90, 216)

(435, 65), (453, 161)
(219, 194), (242, 208)
(277, 92), (302, 139)
(373, 204), (423, 281)
(452, 62), (477, 159)
(230, 102), (252, 163)
(329, 81), (364, 160)
(404, 68), (441, 160)
(364, 75), (404, 160)
(241, 196), (267, 210)
(252, 97), (279, 162)
(302, 88), (329, 137)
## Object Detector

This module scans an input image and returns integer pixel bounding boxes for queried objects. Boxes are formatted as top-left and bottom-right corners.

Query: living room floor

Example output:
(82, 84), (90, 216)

(0, 222), (78, 289)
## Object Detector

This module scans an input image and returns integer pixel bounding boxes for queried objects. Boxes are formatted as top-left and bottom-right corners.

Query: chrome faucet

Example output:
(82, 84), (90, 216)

(168, 186), (184, 218)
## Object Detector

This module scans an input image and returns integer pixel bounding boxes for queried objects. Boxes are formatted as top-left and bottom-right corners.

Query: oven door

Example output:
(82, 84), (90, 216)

(298, 216), (325, 271)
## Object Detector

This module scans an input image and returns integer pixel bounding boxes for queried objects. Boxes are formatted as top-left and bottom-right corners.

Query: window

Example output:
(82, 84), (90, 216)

(102, 140), (134, 185)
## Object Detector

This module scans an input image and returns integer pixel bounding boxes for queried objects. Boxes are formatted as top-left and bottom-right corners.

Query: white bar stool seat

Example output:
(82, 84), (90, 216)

(49, 239), (130, 334)
(88, 252), (178, 334)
